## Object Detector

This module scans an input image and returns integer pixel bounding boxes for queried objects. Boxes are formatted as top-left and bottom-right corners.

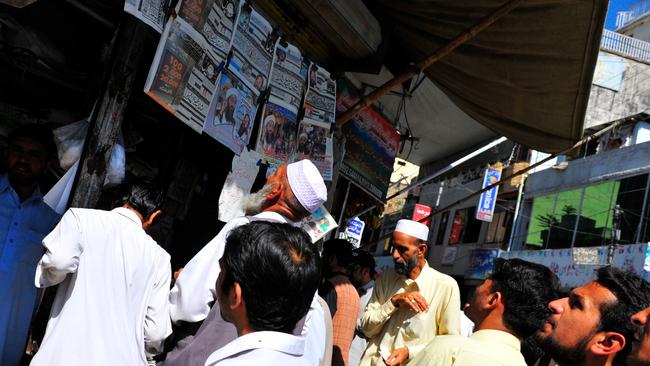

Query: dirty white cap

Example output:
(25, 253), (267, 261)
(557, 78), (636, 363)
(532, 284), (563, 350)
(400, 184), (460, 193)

(286, 159), (327, 213)
(395, 219), (429, 241)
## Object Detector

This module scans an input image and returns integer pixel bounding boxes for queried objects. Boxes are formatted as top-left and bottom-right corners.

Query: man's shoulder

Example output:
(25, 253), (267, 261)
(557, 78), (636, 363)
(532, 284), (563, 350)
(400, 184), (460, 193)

(425, 266), (459, 287)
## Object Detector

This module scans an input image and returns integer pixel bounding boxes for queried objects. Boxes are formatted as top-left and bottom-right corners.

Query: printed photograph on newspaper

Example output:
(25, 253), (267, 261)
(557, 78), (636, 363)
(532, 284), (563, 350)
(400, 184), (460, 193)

(304, 63), (336, 124)
(124, 0), (170, 33)
(176, 0), (239, 57)
(296, 118), (332, 180)
(258, 97), (297, 163)
(299, 206), (338, 243)
(228, 4), (276, 95)
(203, 68), (258, 154)
(269, 42), (307, 111)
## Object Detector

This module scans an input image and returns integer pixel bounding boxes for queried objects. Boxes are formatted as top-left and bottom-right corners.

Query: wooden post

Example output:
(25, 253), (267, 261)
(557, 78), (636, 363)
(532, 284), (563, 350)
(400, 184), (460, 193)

(70, 17), (147, 208)
(335, 0), (524, 128)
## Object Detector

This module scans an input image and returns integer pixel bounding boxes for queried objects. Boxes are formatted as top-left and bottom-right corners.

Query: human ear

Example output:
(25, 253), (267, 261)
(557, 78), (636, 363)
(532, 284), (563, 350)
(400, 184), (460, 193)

(266, 182), (282, 201)
(231, 282), (244, 310)
(143, 210), (162, 229)
(590, 332), (625, 356)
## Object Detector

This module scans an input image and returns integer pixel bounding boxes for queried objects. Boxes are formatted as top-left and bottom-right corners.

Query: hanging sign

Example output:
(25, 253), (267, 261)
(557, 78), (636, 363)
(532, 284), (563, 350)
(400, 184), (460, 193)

(476, 164), (502, 222)
(344, 217), (365, 247)
(412, 204), (432, 227)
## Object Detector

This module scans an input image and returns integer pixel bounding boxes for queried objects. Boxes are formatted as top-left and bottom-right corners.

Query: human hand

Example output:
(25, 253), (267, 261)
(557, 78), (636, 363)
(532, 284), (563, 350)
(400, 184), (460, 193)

(391, 291), (429, 313)
(383, 347), (409, 366)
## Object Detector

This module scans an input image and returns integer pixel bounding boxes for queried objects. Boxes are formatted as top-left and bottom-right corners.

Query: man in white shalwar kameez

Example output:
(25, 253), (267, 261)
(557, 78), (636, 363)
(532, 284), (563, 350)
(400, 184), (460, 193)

(163, 159), (328, 366)
(30, 183), (172, 366)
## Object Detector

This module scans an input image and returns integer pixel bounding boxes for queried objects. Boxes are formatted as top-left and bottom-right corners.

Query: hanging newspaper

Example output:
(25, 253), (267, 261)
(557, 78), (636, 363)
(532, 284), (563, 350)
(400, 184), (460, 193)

(204, 4), (276, 154)
(304, 63), (336, 124)
(144, 0), (239, 133)
(124, 0), (169, 33)
(299, 206), (338, 243)
(257, 42), (309, 163)
(296, 118), (333, 180)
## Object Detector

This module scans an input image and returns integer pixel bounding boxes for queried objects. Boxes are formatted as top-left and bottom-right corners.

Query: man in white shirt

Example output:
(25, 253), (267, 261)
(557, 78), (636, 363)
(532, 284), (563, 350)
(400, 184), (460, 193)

(410, 258), (561, 366)
(162, 159), (328, 366)
(30, 183), (172, 366)
(205, 221), (321, 365)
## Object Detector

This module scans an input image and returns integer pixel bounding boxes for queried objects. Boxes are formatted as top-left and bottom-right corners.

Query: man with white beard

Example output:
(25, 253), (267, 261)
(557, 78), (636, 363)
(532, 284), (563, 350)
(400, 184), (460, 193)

(161, 159), (328, 366)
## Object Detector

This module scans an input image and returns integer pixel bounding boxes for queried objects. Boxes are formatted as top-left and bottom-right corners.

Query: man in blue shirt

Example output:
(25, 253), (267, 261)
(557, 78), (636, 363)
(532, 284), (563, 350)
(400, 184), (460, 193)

(0, 125), (60, 365)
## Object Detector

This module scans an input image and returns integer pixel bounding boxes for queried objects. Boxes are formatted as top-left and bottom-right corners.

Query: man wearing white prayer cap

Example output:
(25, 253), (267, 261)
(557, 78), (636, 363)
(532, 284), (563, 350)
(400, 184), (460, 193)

(163, 159), (330, 366)
(358, 219), (461, 366)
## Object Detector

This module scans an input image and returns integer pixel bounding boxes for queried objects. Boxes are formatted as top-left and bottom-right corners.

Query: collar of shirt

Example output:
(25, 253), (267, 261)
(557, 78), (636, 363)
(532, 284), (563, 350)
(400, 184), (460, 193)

(0, 174), (44, 205)
(112, 207), (143, 226)
(252, 211), (291, 223)
(205, 331), (305, 364)
(469, 329), (521, 352)
(402, 260), (434, 289)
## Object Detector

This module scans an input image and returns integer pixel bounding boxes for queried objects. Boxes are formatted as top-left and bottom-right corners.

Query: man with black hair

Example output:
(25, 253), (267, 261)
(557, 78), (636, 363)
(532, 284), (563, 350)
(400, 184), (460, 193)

(536, 266), (650, 366)
(30, 182), (172, 366)
(410, 258), (560, 366)
(628, 304), (650, 366)
(205, 222), (321, 365)
(164, 159), (329, 366)
(0, 124), (60, 365)
(349, 249), (376, 366)
(319, 239), (360, 366)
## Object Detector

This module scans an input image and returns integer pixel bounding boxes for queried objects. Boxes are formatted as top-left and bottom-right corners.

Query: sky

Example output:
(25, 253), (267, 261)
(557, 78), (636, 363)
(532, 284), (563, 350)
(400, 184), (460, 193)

(606, 0), (642, 29)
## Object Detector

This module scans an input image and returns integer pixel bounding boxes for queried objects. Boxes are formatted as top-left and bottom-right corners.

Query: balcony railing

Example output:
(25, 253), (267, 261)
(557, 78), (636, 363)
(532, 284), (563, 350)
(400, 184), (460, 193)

(601, 29), (650, 63)
(616, 0), (650, 29)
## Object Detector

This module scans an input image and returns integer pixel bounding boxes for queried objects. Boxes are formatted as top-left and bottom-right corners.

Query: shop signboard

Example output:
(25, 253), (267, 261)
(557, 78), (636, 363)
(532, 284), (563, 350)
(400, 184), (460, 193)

(465, 248), (501, 279)
(476, 164), (502, 222)
(412, 204), (432, 227)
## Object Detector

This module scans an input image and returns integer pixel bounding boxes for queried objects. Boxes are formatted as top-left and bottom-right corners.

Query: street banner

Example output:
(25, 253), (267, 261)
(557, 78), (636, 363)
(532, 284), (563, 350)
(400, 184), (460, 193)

(144, 0), (239, 133)
(476, 164), (502, 222)
(344, 217), (365, 247)
(466, 249), (501, 279)
(412, 204), (432, 227)
(337, 79), (399, 201)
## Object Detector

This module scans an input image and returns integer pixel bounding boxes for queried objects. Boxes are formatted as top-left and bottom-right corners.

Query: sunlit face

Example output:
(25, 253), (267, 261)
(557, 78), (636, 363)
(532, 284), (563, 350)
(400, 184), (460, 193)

(536, 282), (617, 365)
(391, 231), (421, 276)
(5, 136), (50, 186)
(464, 279), (495, 324)
(629, 306), (650, 366)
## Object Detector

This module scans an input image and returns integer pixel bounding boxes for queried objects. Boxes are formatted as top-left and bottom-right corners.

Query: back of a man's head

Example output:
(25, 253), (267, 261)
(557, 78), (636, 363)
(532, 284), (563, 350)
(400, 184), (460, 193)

(221, 221), (321, 333)
(489, 258), (560, 338)
(124, 182), (164, 218)
(594, 266), (650, 365)
(322, 239), (354, 267)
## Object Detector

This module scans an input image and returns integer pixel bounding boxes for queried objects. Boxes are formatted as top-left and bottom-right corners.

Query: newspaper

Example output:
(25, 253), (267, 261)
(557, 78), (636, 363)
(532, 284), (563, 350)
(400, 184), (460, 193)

(256, 41), (308, 163)
(296, 118), (333, 180)
(124, 0), (169, 33)
(204, 4), (275, 153)
(144, 0), (239, 133)
(298, 206), (338, 243)
(304, 63), (336, 124)
(203, 68), (258, 154)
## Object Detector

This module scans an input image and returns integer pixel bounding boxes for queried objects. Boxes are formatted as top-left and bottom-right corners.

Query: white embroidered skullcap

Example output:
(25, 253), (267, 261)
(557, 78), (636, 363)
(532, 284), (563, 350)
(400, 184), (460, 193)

(286, 159), (327, 213)
(395, 219), (429, 241)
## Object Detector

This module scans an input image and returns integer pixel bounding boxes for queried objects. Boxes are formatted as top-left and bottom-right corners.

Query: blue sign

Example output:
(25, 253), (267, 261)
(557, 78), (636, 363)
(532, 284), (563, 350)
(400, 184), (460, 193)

(466, 249), (501, 279)
(476, 166), (502, 222)
(345, 217), (365, 247)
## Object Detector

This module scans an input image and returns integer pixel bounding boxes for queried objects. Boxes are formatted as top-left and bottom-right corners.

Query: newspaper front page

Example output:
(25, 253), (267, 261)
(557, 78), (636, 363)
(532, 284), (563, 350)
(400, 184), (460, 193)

(124, 0), (169, 33)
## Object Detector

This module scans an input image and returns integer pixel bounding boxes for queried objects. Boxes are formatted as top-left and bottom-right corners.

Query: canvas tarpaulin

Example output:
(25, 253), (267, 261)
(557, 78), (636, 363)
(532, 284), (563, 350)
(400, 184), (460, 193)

(372, 0), (608, 154)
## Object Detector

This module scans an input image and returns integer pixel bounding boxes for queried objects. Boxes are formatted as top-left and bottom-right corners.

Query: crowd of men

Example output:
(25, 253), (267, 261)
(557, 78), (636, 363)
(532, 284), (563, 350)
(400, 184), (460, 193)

(4, 124), (650, 366)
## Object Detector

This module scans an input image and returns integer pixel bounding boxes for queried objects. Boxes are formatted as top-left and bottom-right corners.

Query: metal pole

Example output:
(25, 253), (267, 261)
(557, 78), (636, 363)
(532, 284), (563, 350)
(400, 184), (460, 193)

(335, 181), (352, 236)
(506, 180), (524, 251)
(335, 0), (524, 128)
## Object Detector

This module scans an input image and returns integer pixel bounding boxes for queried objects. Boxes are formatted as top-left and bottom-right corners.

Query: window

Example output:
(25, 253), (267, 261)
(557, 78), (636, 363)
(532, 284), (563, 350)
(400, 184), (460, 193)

(526, 174), (649, 249)
(435, 211), (449, 246)
(448, 207), (482, 244)
(486, 210), (511, 245)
